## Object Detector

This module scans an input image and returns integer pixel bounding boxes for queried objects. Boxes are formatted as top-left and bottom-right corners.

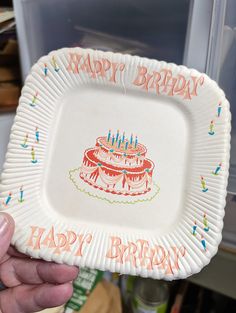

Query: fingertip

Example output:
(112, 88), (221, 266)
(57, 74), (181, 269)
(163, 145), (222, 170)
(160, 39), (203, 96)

(68, 265), (79, 280)
(1, 212), (15, 229)
(43, 283), (74, 306)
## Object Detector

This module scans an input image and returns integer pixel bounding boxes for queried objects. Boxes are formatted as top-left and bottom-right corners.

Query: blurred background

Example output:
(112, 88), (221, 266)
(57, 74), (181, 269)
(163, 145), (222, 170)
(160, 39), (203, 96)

(0, 0), (236, 312)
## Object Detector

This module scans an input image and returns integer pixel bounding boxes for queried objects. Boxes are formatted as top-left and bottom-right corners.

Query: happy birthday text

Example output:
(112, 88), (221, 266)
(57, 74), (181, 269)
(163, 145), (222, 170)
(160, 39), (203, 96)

(66, 52), (205, 100)
(67, 52), (125, 83)
(106, 236), (186, 275)
(26, 227), (186, 274)
(133, 66), (205, 99)
(27, 226), (92, 256)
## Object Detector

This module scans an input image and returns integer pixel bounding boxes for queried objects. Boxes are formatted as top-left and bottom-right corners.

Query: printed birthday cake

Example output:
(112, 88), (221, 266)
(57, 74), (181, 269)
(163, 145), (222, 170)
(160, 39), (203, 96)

(78, 131), (155, 196)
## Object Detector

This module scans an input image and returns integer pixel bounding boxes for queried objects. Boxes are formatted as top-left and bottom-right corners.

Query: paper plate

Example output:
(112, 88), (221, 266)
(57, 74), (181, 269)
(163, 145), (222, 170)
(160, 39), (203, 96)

(0, 48), (231, 280)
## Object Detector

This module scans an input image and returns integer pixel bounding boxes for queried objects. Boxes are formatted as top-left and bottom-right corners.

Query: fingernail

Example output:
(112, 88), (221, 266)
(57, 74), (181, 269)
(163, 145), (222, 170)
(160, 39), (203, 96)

(0, 214), (9, 235)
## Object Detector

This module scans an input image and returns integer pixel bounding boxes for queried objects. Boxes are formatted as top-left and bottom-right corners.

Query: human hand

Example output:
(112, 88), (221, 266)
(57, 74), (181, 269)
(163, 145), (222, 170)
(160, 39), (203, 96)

(0, 213), (79, 313)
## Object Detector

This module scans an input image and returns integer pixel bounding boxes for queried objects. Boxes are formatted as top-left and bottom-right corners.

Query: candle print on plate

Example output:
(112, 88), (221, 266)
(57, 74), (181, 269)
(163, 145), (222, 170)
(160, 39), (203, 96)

(69, 131), (159, 204)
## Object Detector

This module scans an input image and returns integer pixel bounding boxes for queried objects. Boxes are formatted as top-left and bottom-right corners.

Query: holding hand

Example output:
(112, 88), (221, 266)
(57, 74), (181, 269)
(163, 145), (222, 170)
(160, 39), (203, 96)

(0, 213), (78, 313)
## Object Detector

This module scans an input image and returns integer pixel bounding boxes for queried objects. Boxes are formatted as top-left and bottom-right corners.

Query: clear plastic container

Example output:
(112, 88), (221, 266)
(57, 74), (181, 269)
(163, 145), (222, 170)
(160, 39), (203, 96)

(131, 278), (169, 313)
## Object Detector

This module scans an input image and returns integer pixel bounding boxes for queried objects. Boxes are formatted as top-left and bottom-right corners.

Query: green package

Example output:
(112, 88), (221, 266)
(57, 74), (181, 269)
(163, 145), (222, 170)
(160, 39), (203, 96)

(65, 267), (103, 312)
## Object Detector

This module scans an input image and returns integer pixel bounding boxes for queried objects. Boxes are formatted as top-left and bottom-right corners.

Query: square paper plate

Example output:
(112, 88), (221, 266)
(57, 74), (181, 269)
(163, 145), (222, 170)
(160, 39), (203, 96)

(0, 48), (231, 280)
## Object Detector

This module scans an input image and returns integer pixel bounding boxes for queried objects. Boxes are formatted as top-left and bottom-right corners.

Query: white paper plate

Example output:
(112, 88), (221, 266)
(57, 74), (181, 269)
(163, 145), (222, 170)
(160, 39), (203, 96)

(0, 48), (231, 280)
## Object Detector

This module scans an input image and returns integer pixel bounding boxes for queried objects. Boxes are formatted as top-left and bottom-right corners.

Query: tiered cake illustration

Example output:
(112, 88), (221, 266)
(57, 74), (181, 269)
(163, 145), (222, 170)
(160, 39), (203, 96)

(78, 130), (155, 196)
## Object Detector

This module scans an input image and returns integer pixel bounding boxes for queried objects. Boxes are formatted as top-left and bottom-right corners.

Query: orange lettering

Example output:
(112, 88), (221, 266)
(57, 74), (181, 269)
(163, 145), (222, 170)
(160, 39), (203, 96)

(133, 66), (147, 86)
(41, 226), (56, 248)
(27, 226), (45, 250)
(74, 233), (92, 257)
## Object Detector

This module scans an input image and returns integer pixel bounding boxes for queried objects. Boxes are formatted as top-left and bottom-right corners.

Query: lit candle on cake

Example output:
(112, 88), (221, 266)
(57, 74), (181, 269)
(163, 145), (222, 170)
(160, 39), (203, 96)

(116, 130), (119, 142)
(122, 132), (125, 143)
(130, 133), (133, 145)
(125, 141), (128, 150)
(107, 130), (111, 142)
(111, 135), (115, 146)
(118, 137), (121, 149)
(134, 136), (138, 148)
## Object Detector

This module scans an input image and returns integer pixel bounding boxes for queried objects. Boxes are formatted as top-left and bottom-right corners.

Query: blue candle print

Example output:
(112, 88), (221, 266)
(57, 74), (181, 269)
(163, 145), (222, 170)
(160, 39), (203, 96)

(116, 130), (119, 142)
(125, 141), (129, 150)
(3, 192), (12, 207)
(201, 235), (207, 251)
(212, 163), (222, 176)
(217, 102), (222, 117)
(192, 221), (197, 236)
(35, 127), (39, 143)
(44, 63), (48, 77)
(18, 186), (24, 203)
(107, 130), (111, 142)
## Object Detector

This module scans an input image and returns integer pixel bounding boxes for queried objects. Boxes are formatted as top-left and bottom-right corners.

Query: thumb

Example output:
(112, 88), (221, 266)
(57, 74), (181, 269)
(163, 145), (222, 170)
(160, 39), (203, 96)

(0, 213), (15, 261)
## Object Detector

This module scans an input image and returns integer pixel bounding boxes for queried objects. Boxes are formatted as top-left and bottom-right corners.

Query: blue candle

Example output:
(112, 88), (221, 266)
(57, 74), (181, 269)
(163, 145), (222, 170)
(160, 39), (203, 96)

(116, 130), (119, 142)
(130, 134), (133, 145)
(112, 135), (115, 146)
(20, 187), (23, 201)
(125, 141), (128, 150)
(134, 136), (138, 148)
(107, 130), (111, 142)
(35, 127), (39, 143)
(122, 132), (125, 143)
(118, 137), (121, 149)
(5, 192), (12, 205)
(19, 186), (24, 203)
